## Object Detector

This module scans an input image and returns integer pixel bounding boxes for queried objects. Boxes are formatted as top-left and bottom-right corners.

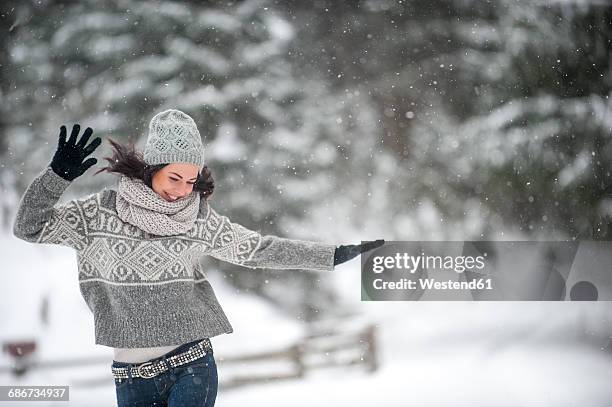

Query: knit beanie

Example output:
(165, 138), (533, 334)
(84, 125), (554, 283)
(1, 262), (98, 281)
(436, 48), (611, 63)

(143, 109), (205, 168)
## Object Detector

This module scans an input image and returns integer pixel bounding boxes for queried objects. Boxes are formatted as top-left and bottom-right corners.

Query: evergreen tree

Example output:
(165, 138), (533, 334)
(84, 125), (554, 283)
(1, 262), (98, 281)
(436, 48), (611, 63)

(2, 0), (343, 317)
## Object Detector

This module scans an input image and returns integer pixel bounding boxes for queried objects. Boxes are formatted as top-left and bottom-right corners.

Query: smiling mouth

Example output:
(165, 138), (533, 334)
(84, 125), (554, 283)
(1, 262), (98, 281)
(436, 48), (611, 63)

(164, 192), (180, 201)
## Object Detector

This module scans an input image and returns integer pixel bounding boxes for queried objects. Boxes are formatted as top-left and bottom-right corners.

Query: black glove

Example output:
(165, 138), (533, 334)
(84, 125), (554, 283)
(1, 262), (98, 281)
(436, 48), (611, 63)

(334, 239), (385, 266)
(50, 124), (101, 181)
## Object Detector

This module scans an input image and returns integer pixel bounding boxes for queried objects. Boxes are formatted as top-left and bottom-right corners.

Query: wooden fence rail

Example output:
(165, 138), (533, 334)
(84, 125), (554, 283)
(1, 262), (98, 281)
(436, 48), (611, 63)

(0, 324), (378, 390)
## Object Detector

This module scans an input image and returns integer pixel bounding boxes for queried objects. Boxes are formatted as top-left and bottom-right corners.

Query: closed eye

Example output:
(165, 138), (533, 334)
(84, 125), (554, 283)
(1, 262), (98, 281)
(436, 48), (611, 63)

(170, 177), (196, 185)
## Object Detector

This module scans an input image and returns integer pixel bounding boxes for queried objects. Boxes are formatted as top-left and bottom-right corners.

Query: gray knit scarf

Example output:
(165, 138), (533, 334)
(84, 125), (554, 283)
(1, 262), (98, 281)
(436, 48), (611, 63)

(115, 175), (200, 236)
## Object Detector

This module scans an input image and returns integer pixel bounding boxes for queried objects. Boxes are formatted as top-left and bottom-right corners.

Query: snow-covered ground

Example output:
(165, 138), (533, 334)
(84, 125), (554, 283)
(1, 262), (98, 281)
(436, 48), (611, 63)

(1, 233), (611, 406)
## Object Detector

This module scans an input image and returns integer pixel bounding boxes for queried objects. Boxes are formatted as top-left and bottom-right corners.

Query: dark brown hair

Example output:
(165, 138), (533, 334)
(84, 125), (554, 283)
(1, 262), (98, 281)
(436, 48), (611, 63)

(94, 138), (214, 201)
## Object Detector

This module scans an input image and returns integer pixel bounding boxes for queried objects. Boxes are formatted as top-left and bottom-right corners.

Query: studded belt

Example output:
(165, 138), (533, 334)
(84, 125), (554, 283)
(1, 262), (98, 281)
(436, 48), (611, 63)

(111, 338), (213, 380)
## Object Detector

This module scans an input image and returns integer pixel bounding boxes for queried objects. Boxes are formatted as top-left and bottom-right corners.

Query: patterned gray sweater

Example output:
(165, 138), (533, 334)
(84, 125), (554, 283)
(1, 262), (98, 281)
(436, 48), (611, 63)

(13, 166), (336, 348)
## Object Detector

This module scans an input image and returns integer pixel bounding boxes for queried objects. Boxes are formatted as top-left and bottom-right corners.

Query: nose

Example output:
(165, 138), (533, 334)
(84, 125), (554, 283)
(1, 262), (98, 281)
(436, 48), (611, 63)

(171, 188), (190, 198)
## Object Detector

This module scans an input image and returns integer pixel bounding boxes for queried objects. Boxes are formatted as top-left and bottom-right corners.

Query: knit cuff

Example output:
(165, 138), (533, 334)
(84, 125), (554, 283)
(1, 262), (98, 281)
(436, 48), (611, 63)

(317, 242), (337, 271)
(41, 165), (72, 196)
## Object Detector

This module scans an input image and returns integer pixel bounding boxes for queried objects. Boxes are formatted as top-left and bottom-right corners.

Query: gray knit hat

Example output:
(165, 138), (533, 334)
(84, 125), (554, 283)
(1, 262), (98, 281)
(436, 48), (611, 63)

(143, 109), (205, 167)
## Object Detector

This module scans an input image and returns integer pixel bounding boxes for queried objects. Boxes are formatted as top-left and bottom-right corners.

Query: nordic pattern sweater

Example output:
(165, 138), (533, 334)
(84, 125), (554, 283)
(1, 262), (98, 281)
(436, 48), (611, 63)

(13, 166), (336, 348)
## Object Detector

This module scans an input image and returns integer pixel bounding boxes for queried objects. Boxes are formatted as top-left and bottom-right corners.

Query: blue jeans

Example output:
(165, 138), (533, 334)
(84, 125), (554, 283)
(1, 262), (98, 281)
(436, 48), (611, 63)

(111, 338), (218, 407)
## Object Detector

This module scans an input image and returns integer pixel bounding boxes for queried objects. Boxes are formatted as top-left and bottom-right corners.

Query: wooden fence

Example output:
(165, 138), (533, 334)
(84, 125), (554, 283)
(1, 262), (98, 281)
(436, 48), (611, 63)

(0, 324), (378, 390)
(218, 323), (378, 389)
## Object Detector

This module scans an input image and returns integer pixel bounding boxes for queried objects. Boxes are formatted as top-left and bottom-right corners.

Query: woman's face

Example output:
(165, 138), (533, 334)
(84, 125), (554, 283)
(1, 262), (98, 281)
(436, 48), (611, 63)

(151, 163), (200, 202)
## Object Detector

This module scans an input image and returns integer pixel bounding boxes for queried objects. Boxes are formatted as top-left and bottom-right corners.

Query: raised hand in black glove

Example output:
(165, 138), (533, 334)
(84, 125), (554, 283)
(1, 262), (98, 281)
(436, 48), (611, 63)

(334, 239), (385, 266)
(50, 124), (102, 181)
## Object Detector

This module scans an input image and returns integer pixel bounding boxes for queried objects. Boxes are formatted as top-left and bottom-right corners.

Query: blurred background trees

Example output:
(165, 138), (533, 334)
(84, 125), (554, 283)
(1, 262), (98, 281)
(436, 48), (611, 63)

(1, 0), (610, 319)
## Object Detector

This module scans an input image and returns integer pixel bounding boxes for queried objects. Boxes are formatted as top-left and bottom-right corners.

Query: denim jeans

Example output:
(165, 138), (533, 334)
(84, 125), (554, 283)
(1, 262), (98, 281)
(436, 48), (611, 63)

(111, 338), (218, 407)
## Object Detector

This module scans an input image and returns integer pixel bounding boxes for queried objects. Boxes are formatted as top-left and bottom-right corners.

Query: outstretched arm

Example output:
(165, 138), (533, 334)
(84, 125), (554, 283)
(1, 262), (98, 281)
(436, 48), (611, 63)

(201, 202), (336, 272)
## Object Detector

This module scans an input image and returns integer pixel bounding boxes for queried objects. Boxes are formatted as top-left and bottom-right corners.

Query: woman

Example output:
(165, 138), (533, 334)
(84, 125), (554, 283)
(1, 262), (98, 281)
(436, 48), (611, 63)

(13, 109), (384, 406)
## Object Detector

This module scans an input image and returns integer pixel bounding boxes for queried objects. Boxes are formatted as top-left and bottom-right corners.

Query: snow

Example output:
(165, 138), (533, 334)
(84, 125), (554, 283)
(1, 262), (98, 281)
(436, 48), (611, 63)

(51, 13), (127, 49)
(123, 55), (183, 78)
(86, 35), (135, 61)
(166, 38), (231, 75)
(2, 233), (612, 406)
(208, 123), (247, 163)
(196, 10), (242, 34)
(2, 1), (612, 404)
(219, 345), (612, 407)
(240, 13), (295, 66)
(100, 77), (152, 105)
(558, 150), (591, 187)
(178, 85), (226, 110)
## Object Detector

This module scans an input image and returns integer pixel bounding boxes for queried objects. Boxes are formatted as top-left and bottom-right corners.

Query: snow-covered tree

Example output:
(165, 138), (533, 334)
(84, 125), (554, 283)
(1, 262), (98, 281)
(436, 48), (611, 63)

(1, 0), (345, 316)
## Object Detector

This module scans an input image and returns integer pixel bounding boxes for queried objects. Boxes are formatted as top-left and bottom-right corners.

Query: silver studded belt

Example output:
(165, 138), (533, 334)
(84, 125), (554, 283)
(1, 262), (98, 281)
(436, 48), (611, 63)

(111, 338), (213, 380)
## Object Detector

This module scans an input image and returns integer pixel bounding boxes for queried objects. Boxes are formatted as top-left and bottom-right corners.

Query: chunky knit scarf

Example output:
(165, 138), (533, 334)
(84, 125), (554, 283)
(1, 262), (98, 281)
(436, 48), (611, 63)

(115, 175), (200, 236)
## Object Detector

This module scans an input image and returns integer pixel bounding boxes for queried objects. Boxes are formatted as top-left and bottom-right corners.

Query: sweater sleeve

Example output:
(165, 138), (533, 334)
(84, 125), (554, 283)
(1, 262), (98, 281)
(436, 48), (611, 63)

(12, 165), (98, 250)
(200, 201), (336, 272)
